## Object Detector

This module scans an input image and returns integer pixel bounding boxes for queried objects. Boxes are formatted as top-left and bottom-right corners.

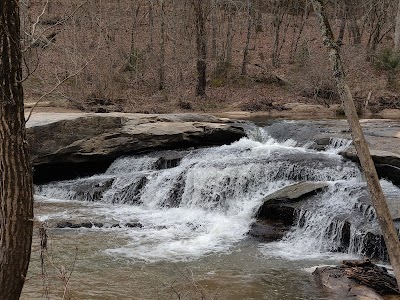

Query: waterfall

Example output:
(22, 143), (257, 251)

(35, 123), (400, 262)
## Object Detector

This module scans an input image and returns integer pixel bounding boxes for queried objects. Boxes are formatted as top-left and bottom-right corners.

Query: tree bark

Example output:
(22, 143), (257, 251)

(194, 0), (207, 97)
(311, 0), (400, 288)
(210, 0), (218, 60)
(159, 0), (166, 90)
(0, 1), (34, 299)
(241, 0), (252, 76)
(337, 17), (346, 46)
(225, 6), (234, 65)
(395, 0), (400, 50)
(345, 1), (361, 45)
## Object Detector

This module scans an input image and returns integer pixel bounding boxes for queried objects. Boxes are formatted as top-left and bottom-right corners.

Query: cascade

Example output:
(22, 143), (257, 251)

(35, 122), (400, 262)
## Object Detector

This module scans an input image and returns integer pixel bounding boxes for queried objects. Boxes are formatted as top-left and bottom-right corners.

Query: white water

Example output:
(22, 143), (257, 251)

(35, 125), (399, 263)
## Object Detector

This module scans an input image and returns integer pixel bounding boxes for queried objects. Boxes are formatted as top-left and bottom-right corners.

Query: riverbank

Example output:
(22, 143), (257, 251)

(25, 102), (400, 120)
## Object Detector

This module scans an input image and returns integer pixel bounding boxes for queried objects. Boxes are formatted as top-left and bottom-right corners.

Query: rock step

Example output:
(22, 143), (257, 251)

(27, 113), (246, 183)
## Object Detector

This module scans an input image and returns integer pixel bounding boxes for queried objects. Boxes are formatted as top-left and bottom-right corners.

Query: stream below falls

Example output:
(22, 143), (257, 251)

(22, 120), (400, 299)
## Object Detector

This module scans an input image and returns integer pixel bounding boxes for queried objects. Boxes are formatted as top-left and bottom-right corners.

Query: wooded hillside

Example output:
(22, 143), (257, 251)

(22, 0), (400, 113)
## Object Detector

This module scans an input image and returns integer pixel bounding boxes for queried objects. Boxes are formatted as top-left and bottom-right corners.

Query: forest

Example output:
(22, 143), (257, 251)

(23, 0), (400, 114)
(2, 1), (400, 299)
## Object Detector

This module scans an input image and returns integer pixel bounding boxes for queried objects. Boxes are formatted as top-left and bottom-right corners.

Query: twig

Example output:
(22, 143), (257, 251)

(62, 247), (78, 300)
(23, 0), (90, 52)
(30, 0), (49, 43)
(25, 55), (94, 123)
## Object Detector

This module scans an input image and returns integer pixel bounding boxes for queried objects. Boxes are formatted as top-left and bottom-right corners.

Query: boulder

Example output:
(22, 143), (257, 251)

(27, 113), (246, 182)
(341, 148), (400, 186)
(250, 182), (328, 242)
(313, 260), (399, 300)
(248, 220), (289, 242)
(256, 181), (329, 223)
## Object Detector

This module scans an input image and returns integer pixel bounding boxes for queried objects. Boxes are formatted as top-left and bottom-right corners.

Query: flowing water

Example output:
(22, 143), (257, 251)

(21, 120), (400, 299)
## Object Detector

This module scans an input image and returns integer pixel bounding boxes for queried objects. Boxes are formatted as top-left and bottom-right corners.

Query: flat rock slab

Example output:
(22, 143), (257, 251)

(263, 182), (329, 202)
(26, 113), (246, 182)
(256, 181), (329, 223)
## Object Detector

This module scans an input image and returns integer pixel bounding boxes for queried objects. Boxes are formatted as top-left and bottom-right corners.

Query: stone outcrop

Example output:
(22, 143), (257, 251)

(26, 113), (246, 182)
(255, 181), (329, 222)
(264, 119), (400, 186)
(249, 182), (328, 241)
(341, 149), (400, 186)
(250, 181), (400, 260)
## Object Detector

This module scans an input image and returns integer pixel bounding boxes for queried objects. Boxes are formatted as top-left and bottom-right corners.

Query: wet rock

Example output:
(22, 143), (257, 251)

(250, 182), (329, 241)
(313, 260), (399, 299)
(248, 220), (289, 242)
(312, 137), (332, 151)
(36, 176), (114, 202)
(265, 121), (321, 146)
(27, 113), (246, 183)
(56, 221), (74, 228)
(125, 222), (143, 228)
(270, 119), (400, 186)
(151, 150), (192, 170)
(342, 149), (400, 186)
(56, 221), (103, 228)
(256, 181), (329, 223)
(110, 176), (147, 205)
(313, 267), (383, 300)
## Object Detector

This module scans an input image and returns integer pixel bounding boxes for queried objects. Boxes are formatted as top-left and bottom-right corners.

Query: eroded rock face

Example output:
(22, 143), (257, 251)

(264, 119), (400, 186)
(251, 181), (399, 260)
(341, 149), (400, 186)
(256, 181), (329, 222)
(27, 113), (246, 182)
(250, 182), (328, 242)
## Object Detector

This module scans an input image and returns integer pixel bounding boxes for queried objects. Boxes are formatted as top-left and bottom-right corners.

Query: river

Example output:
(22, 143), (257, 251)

(21, 120), (400, 299)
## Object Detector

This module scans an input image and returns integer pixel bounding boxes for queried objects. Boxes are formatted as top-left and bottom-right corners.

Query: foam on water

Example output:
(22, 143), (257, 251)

(35, 124), (396, 262)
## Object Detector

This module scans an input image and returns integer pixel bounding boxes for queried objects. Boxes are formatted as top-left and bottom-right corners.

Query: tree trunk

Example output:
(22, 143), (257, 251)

(159, 0), (166, 90)
(241, 0), (252, 76)
(149, 1), (154, 50)
(0, 1), (34, 299)
(349, 19), (361, 45)
(311, 0), (400, 288)
(225, 6), (234, 65)
(194, 0), (207, 97)
(346, 1), (361, 45)
(272, 11), (284, 67)
(395, 0), (400, 50)
(337, 17), (346, 45)
(210, 0), (218, 60)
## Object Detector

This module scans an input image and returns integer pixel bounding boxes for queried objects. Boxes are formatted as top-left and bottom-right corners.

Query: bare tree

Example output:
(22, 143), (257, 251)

(193, 0), (207, 97)
(241, 0), (252, 75)
(158, 0), (166, 90)
(0, 1), (34, 299)
(395, 0), (400, 50)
